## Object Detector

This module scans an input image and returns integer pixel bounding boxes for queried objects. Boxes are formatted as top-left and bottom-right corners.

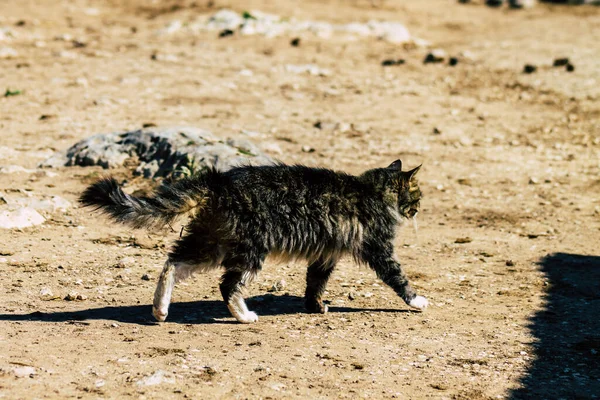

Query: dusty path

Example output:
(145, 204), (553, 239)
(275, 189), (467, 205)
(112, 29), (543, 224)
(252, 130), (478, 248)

(0, 0), (599, 398)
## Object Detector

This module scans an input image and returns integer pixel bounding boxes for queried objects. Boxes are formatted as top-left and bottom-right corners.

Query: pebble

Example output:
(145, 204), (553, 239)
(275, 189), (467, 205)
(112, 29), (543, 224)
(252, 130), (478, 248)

(263, 142), (283, 155)
(13, 366), (36, 378)
(523, 64), (537, 74)
(64, 292), (87, 301)
(141, 274), (151, 281)
(381, 59), (405, 67)
(553, 58), (570, 67)
(268, 279), (286, 292)
(0, 46), (18, 59)
(301, 145), (315, 153)
(285, 64), (331, 76)
(424, 49), (447, 64)
(116, 257), (136, 268)
(455, 237), (473, 244)
(219, 29), (235, 38)
(136, 370), (175, 386)
(39, 287), (56, 300)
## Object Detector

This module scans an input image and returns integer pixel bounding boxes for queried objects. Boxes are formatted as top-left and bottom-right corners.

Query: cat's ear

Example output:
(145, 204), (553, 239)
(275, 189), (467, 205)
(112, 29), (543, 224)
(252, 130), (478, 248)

(406, 164), (422, 180)
(388, 159), (402, 171)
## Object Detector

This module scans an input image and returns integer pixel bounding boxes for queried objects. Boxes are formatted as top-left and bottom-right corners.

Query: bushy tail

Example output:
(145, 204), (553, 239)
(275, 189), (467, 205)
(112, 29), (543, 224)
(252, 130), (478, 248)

(79, 176), (209, 229)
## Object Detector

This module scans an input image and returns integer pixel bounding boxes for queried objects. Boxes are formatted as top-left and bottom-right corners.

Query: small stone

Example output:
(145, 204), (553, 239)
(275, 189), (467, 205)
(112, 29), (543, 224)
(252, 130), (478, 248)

(455, 237), (473, 244)
(432, 127), (442, 135)
(448, 57), (459, 66)
(137, 370), (174, 386)
(13, 366), (36, 378)
(268, 279), (286, 292)
(523, 64), (537, 74)
(424, 49), (447, 64)
(430, 383), (448, 391)
(509, 0), (536, 8)
(290, 37), (301, 47)
(417, 355), (428, 362)
(219, 29), (235, 38)
(75, 77), (88, 87)
(351, 362), (364, 370)
(565, 63), (575, 72)
(381, 59), (405, 67)
(64, 292), (80, 301)
(348, 292), (356, 300)
(40, 287), (56, 300)
(301, 145), (315, 153)
(486, 0), (504, 6)
(263, 142), (283, 155)
(116, 256), (135, 268)
(529, 177), (539, 184)
(0, 47), (18, 59)
(506, 260), (515, 267)
(553, 58), (570, 67)
(141, 274), (151, 281)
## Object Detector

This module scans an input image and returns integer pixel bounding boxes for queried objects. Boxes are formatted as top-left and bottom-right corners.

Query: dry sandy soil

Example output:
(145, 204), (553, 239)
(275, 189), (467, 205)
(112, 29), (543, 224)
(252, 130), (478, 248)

(1, 0), (599, 399)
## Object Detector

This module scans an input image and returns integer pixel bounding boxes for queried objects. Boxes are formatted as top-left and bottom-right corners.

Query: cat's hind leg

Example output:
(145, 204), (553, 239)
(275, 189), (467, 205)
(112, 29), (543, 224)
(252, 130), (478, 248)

(152, 260), (176, 322)
(305, 258), (337, 313)
(152, 233), (223, 322)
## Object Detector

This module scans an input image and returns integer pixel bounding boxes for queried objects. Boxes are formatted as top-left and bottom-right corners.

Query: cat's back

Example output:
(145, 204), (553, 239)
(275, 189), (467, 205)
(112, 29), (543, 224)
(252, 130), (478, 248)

(224, 164), (364, 196)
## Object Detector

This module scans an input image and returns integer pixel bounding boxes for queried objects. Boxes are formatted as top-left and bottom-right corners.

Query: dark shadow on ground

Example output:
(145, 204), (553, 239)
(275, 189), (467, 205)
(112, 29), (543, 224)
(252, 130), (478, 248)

(0, 294), (413, 326)
(510, 253), (600, 399)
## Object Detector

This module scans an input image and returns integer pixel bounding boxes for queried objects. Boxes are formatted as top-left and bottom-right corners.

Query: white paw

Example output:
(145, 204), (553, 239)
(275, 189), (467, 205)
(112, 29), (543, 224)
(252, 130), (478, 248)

(409, 295), (429, 310)
(323, 304), (329, 314)
(236, 311), (259, 324)
(152, 306), (168, 322)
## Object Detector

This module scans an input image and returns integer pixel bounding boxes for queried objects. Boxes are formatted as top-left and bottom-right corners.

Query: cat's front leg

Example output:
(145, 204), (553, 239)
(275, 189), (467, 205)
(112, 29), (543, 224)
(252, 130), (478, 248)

(363, 247), (428, 310)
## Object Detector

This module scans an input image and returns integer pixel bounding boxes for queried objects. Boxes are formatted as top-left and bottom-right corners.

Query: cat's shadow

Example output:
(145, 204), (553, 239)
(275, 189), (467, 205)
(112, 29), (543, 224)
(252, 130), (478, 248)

(0, 294), (414, 326)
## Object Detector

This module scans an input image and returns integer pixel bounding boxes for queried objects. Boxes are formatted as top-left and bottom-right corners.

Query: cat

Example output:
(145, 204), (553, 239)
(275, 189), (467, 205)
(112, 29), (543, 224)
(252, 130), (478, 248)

(79, 159), (428, 323)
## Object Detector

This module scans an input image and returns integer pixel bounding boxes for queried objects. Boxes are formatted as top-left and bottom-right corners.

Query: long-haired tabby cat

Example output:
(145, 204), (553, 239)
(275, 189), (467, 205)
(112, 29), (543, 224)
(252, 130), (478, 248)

(80, 160), (428, 323)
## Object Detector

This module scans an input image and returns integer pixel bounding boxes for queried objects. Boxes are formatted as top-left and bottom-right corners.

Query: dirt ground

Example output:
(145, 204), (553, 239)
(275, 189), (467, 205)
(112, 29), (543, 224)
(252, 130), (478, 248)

(1, 0), (599, 399)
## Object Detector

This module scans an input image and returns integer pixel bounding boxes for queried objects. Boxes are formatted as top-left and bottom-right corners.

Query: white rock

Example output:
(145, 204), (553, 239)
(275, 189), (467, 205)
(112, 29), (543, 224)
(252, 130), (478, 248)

(0, 165), (35, 174)
(0, 47), (18, 59)
(117, 256), (136, 268)
(0, 146), (19, 159)
(13, 366), (36, 378)
(136, 370), (175, 386)
(285, 64), (330, 76)
(263, 142), (283, 155)
(0, 207), (45, 229)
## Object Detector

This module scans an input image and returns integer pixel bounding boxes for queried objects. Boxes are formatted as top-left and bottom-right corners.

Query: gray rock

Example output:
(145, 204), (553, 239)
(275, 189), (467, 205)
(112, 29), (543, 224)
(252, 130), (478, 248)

(40, 126), (274, 178)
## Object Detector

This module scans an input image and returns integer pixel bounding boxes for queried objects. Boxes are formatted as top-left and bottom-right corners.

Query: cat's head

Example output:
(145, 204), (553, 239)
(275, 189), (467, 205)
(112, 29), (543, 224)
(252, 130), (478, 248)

(387, 160), (422, 219)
